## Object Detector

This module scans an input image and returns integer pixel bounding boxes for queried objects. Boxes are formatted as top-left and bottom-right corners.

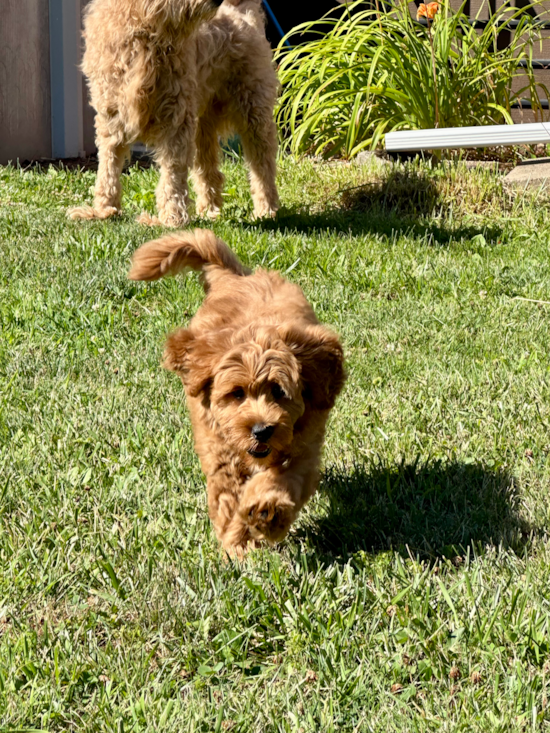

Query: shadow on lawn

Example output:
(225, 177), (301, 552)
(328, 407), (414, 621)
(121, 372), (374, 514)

(298, 458), (535, 561)
(251, 168), (505, 246)
(255, 208), (504, 248)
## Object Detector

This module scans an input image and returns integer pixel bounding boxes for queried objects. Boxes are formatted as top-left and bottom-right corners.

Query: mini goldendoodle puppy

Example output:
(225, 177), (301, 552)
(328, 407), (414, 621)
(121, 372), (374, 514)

(69, 0), (279, 227)
(128, 230), (345, 555)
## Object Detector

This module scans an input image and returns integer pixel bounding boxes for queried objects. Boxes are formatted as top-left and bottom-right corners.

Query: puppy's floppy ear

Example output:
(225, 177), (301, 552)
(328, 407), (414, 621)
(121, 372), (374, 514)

(163, 328), (216, 398)
(279, 324), (346, 410)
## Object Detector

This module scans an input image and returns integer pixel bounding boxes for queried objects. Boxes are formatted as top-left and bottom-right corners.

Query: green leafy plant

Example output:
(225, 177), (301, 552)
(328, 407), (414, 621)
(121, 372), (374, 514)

(276, 0), (549, 158)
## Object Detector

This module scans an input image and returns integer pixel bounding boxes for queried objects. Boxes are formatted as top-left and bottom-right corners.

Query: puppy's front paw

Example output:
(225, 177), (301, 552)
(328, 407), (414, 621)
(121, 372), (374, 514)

(240, 477), (295, 546)
(222, 541), (247, 561)
(196, 197), (222, 220)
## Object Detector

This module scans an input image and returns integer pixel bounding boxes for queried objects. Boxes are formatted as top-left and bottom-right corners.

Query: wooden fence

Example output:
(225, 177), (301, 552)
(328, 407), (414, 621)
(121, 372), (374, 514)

(0, 0), (95, 165)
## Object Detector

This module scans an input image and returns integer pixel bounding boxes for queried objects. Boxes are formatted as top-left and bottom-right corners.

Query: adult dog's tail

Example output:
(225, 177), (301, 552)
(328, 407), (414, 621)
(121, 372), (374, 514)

(128, 229), (251, 285)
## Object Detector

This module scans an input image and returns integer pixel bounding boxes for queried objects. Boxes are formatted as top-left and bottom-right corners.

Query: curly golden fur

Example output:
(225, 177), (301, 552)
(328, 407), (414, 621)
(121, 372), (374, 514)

(69, 0), (279, 227)
(129, 229), (346, 556)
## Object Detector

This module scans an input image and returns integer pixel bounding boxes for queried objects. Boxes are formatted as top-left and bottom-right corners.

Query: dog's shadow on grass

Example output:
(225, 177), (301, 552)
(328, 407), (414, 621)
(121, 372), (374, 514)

(296, 459), (536, 561)
(252, 168), (505, 246)
(257, 207), (504, 249)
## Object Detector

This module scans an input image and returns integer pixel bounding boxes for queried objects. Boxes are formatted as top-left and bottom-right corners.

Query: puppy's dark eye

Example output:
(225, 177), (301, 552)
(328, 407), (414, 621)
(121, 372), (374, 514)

(259, 510), (269, 520)
(271, 383), (286, 400)
(231, 387), (245, 401)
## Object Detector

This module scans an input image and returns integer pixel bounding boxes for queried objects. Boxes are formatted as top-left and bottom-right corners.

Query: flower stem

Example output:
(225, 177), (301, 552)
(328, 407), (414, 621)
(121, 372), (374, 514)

(427, 21), (440, 128)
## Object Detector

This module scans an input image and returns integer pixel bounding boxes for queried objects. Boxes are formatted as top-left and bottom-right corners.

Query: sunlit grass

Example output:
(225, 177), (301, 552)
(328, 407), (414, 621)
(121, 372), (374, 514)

(1, 156), (550, 731)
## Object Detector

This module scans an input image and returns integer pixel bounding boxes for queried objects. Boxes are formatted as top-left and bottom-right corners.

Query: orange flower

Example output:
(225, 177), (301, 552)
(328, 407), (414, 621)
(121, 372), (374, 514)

(416, 2), (439, 20)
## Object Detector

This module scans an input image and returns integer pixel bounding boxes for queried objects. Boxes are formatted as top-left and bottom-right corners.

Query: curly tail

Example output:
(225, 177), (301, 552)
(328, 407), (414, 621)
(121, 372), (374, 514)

(128, 228), (251, 285)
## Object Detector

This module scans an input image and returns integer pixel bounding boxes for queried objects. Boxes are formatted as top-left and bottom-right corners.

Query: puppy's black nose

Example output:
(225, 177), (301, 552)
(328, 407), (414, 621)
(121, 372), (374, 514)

(211, 0), (224, 7)
(251, 423), (275, 442)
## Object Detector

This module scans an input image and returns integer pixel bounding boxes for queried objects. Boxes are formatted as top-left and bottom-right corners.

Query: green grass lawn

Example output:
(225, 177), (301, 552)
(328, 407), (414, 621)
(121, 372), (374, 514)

(2, 155), (550, 732)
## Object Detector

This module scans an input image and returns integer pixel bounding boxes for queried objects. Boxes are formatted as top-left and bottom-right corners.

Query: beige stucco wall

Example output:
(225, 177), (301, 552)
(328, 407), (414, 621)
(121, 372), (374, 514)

(0, 0), (52, 164)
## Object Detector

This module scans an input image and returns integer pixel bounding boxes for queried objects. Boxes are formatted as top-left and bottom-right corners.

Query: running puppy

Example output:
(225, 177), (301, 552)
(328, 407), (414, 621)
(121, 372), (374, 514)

(129, 230), (345, 556)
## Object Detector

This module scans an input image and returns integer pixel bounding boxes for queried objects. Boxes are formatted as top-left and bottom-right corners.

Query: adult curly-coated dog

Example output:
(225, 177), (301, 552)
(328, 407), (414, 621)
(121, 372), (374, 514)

(129, 230), (345, 556)
(69, 0), (279, 226)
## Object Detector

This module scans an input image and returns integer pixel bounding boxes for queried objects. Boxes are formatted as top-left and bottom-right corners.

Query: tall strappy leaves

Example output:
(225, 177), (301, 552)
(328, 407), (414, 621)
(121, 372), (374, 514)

(276, 0), (548, 158)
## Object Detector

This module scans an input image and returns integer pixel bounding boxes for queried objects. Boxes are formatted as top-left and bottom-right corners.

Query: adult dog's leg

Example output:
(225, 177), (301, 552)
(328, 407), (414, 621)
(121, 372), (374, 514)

(69, 120), (129, 221)
(152, 118), (196, 228)
(240, 116), (279, 219)
(192, 116), (224, 220)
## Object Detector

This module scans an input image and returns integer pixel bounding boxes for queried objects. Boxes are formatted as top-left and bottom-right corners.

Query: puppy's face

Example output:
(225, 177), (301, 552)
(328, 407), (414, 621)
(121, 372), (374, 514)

(209, 339), (305, 466)
(164, 321), (346, 461)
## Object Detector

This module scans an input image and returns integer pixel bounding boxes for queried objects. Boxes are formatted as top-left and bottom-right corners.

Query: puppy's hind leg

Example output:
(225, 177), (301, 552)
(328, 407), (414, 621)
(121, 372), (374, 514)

(240, 116), (279, 220)
(69, 120), (129, 221)
(192, 116), (224, 220)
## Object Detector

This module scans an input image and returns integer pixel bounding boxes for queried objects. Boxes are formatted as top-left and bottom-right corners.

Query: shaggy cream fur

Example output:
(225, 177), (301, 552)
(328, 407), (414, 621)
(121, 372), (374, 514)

(69, 0), (279, 226)
(129, 230), (346, 556)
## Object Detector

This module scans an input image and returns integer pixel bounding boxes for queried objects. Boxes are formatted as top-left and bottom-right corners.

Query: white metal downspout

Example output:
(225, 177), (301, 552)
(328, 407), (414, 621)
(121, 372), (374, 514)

(385, 123), (550, 152)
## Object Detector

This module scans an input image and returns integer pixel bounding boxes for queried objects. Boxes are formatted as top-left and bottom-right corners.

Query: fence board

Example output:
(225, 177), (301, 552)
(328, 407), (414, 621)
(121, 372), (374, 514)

(0, 0), (52, 164)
